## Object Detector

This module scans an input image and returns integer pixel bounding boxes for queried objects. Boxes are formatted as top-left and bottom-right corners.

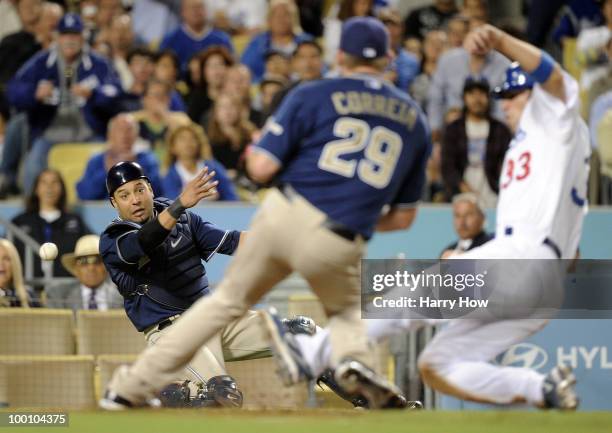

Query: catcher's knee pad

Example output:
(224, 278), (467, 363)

(205, 375), (244, 408)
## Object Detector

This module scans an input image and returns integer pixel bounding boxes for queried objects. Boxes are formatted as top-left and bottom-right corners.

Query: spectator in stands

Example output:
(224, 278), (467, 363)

(159, 0), (233, 73)
(446, 15), (470, 48)
(576, 0), (612, 92)
(76, 113), (163, 200)
(206, 94), (256, 177)
(597, 109), (612, 203)
(404, 0), (457, 40)
(404, 37), (423, 62)
(46, 234), (123, 311)
(590, 89), (612, 149)
(205, 0), (268, 35)
(264, 50), (292, 80)
(36, 2), (63, 49)
(163, 122), (238, 201)
(587, 37), (612, 118)
(441, 76), (511, 207)
(132, 79), (191, 157)
(5, 13), (122, 194)
(107, 14), (135, 92)
(410, 30), (448, 110)
(117, 48), (156, 113)
(259, 74), (288, 120)
(266, 39), (323, 116)
(0, 0), (44, 122)
(11, 169), (91, 279)
(0, 239), (36, 308)
(439, 192), (492, 258)
(323, 0), (373, 67)
(379, 7), (419, 92)
(222, 64), (261, 126)
(154, 50), (187, 112)
(241, 0), (312, 83)
(460, 0), (488, 22)
(551, 0), (602, 48)
(427, 35), (509, 142)
(187, 46), (234, 125)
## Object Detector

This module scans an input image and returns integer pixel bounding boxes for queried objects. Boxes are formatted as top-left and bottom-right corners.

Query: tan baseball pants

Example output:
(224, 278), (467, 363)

(144, 310), (271, 385)
(109, 189), (370, 403)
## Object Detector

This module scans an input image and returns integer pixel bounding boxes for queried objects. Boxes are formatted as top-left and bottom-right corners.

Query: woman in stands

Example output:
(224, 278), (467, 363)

(0, 239), (36, 307)
(186, 46), (235, 127)
(11, 169), (91, 280)
(206, 94), (256, 178)
(163, 122), (238, 201)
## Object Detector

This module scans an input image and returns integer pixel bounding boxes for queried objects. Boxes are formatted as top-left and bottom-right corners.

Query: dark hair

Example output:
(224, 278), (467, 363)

(338, 0), (374, 21)
(197, 46), (235, 86)
(156, 50), (180, 74)
(293, 39), (323, 57)
(127, 47), (155, 64)
(25, 169), (67, 213)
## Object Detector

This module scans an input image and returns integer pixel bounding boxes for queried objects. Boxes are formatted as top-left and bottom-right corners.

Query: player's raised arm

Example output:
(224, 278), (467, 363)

(464, 24), (566, 102)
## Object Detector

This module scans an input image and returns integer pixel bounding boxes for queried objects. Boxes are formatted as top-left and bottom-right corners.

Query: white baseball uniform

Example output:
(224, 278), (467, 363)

(295, 71), (591, 406)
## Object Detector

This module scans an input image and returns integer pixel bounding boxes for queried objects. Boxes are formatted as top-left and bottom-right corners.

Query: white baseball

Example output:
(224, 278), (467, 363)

(39, 242), (58, 261)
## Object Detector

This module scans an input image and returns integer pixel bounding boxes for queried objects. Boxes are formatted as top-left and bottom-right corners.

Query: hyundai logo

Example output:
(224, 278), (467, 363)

(498, 343), (548, 370)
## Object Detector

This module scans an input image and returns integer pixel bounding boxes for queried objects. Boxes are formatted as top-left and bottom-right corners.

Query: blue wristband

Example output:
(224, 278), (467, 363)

(530, 52), (555, 83)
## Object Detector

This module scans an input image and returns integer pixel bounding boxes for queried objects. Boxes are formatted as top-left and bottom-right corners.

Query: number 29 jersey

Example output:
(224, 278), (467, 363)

(254, 74), (431, 239)
(495, 72), (591, 258)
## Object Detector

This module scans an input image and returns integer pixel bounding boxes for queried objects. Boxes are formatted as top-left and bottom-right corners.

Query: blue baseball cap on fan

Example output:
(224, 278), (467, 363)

(57, 13), (84, 34)
(339, 17), (389, 59)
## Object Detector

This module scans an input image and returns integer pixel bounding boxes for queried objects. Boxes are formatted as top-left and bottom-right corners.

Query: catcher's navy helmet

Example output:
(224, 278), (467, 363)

(492, 62), (535, 99)
(106, 161), (150, 197)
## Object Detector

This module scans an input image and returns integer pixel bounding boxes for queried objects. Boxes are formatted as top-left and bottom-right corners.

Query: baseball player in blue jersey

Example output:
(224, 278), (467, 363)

(101, 17), (431, 409)
(99, 161), (316, 409)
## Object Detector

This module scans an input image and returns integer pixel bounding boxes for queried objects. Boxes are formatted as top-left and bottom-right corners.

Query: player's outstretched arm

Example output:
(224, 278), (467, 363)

(464, 24), (566, 102)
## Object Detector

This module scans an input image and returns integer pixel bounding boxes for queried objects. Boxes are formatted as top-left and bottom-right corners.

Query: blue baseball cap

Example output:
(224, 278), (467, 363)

(339, 17), (389, 60)
(492, 62), (535, 99)
(57, 13), (84, 34)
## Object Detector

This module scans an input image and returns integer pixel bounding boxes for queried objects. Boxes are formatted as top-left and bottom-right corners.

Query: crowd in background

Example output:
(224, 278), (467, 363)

(0, 0), (611, 307)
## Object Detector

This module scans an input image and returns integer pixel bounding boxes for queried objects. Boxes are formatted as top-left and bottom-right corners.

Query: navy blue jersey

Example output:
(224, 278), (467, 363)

(100, 198), (240, 331)
(255, 74), (431, 239)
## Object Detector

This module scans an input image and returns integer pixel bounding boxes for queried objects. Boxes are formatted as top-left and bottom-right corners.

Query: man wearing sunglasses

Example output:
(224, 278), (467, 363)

(46, 234), (123, 311)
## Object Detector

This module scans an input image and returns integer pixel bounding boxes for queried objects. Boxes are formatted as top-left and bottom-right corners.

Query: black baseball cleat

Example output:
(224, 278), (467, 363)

(259, 307), (314, 386)
(99, 390), (161, 410)
(282, 315), (317, 336)
(317, 368), (423, 409)
(334, 359), (409, 409)
(543, 365), (579, 410)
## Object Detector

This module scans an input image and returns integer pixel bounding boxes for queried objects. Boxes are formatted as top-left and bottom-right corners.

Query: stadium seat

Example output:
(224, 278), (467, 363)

(0, 355), (96, 408)
(76, 310), (146, 356)
(0, 309), (75, 355)
(48, 143), (106, 204)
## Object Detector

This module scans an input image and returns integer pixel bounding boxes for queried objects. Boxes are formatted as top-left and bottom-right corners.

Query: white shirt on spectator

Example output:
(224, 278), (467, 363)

(576, 26), (612, 90)
(204, 0), (267, 32)
(81, 282), (110, 311)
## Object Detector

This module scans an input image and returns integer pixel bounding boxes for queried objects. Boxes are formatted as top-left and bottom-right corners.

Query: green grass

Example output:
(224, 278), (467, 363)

(4, 409), (612, 433)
